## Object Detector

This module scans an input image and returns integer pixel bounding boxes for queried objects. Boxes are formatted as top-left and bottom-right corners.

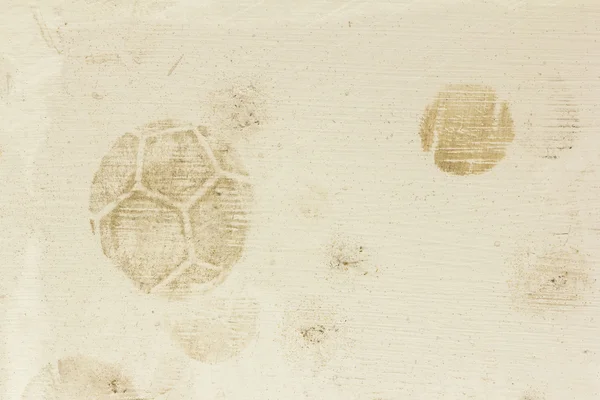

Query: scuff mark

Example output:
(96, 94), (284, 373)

(167, 54), (184, 76)
(5, 73), (12, 97)
(31, 8), (63, 55)
(85, 53), (121, 65)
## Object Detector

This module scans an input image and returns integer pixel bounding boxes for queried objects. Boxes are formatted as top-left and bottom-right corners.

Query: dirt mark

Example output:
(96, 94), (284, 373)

(207, 77), (269, 140)
(85, 53), (122, 65)
(300, 324), (335, 344)
(167, 54), (184, 76)
(419, 84), (515, 175)
(197, 125), (249, 177)
(141, 129), (216, 202)
(278, 297), (352, 370)
(188, 177), (253, 271)
(168, 296), (259, 364)
(539, 77), (580, 160)
(132, 0), (177, 17)
(0, 56), (14, 100)
(516, 75), (582, 160)
(325, 233), (377, 280)
(90, 120), (253, 298)
(521, 388), (546, 400)
(156, 262), (226, 301)
(57, 0), (175, 20)
(89, 132), (138, 214)
(328, 236), (367, 272)
(297, 184), (329, 220)
(21, 356), (142, 400)
(508, 243), (594, 313)
(99, 193), (188, 291)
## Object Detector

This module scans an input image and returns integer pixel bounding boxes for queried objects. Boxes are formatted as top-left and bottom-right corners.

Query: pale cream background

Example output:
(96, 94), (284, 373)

(1, 1), (600, 399)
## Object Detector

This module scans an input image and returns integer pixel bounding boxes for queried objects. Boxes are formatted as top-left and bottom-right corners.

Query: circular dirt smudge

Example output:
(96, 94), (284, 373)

(520, 388), (546, 400)
(419, 84), (515, 175)
(89, 120), (253, 298)
(277, 296), (353, 372)
(296, 184), (329, 221)
(508, 241), (594, 314)
(516, 75), (581, 160)
(167, 294), (260, 364)
(326, 233), (371, 275)
(206, 76), (270, 141)
(21, 356), (143, 400)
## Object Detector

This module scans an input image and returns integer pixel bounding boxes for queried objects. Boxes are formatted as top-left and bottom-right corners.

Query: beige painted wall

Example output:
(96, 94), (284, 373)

(1, 1), (599, 399)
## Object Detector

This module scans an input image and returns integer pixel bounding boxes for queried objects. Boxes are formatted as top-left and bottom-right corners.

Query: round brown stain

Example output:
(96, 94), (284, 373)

(89, 120), (253, 298)
(207, 77), (269, 141)
(540, 77), (580, 159)
(517, 75), (581, 160)
(508, 245), (594, 313)
(327, 236), (367, 273)
(520, 388), (546, 400)
(168, 296), (259, 364)
(278, 297), (353, 371)
(22, 356), (142, 400)
(419, 84), (515, 175)
(324, 233), (379, 282)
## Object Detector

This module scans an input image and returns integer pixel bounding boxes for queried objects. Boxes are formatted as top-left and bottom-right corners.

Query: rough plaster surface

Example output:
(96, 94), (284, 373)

(1, 1), (600, 399)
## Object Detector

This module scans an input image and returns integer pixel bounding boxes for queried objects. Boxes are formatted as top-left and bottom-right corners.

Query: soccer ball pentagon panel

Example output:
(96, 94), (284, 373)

(89, 120), (253, 298)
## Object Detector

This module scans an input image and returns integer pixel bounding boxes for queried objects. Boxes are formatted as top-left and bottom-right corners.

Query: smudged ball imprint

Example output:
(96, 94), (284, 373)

(419, 84), (515, 176)
(89, 120), (253, 297)
(508, 245), (593, 313)
(327, 235), (368, 273)
(168, 295), (259, 364)
(520, 388), (546, 400)
(277, 298), (353, 371)
(21, 356), (141, 400)
(207, 80), (269, 139)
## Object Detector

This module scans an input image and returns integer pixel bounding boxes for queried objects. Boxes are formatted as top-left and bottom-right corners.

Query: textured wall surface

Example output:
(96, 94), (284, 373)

(1, 1), (600, 399)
